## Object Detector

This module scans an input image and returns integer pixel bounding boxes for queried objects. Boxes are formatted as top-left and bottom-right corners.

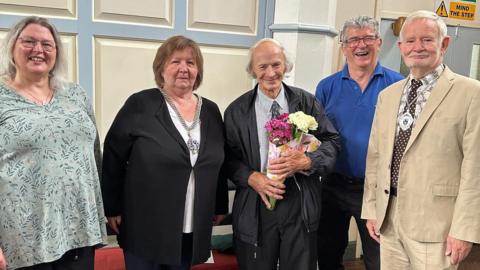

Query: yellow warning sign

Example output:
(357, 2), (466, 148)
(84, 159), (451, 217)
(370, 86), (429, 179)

(449, 1), (476, 20)
(436, 1), (449, 17)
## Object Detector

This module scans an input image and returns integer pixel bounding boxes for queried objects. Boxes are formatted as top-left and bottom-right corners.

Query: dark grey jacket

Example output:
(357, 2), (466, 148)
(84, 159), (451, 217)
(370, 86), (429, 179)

(224, 83), (340, 245)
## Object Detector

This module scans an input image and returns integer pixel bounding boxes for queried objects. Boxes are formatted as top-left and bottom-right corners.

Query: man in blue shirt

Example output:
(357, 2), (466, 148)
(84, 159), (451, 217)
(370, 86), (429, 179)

(315, 16), (403, 270)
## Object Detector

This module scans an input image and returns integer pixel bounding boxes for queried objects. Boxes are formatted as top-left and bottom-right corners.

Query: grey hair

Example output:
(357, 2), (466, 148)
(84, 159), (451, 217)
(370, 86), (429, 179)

(339, 16), (380, 44)
(245, 38), (293, 78)
(399, 10), (448, 42)
(0, 16), (68, 90)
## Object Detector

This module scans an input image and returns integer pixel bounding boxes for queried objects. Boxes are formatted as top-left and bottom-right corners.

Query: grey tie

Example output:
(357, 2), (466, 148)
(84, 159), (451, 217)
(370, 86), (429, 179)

(270, 101), (280, 119)
(390, 79), (422, 191)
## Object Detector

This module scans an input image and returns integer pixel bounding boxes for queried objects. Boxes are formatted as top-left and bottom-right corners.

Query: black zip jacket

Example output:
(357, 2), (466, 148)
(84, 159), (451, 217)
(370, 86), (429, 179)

(224, 83), (340, 245)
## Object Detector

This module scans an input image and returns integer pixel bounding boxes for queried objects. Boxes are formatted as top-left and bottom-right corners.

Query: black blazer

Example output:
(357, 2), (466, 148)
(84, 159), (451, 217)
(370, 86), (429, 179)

(224, 83), (340, 245)
(102, 88), (227, 265)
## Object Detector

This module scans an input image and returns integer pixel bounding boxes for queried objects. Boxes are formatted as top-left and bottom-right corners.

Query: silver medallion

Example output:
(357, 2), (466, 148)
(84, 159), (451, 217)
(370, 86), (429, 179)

(187, 137), (200, 154)
(398, 112), (413, 131)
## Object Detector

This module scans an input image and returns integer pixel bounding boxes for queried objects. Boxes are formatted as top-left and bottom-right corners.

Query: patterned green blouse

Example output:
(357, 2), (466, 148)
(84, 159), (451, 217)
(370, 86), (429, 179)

(0, 81), (107, 269)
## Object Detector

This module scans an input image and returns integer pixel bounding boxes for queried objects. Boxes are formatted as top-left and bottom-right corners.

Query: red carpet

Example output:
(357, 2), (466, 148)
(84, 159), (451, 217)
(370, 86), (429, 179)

(94, 247), (238, 270)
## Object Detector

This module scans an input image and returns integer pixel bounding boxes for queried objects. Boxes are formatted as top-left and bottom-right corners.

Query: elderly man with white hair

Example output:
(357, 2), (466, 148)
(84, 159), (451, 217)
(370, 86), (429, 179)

(224, 38), (340, 270)
(362, 10), (480, 269)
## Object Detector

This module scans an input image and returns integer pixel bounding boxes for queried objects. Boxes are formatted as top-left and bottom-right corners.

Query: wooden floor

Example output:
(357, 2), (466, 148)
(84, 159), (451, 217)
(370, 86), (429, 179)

(344, 259), (365, 270)
(343, 244), (480, 270)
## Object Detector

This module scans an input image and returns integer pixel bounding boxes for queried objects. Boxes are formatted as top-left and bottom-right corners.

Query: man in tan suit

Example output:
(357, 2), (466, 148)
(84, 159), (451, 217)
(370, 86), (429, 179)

(361, 10), (480, 269)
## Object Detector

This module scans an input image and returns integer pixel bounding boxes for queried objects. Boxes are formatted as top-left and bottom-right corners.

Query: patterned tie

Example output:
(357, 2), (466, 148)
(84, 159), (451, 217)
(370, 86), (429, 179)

(270, 101), (280, 119)
(390, 79), (423, 190)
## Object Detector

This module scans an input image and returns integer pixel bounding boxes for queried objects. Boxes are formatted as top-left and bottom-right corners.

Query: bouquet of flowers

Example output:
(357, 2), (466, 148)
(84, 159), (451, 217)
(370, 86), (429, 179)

(264, 111), (321, 210)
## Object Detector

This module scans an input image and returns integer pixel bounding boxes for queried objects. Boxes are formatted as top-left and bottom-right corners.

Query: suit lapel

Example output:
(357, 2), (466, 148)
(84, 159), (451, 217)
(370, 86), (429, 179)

(285, 86), (300, 114)
(385, 81), (407, 160)
(154, 96), (189, 154)
(248, 90), (262, 172)
(405, 69), (454, 152)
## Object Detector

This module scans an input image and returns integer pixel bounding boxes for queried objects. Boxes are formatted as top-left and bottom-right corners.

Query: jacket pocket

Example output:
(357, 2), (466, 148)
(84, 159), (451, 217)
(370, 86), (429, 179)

(432, 184), (459, 196)
(298, 175), (322, 231)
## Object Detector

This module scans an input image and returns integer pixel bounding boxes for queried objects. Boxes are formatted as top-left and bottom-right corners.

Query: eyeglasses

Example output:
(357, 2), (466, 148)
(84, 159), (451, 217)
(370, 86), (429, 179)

(18, 37), (56, 52)
(343, 36), (378, 48)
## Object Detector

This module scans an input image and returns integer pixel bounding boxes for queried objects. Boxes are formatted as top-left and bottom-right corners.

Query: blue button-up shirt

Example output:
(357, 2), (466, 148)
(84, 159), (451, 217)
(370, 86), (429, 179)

(315, 63), (403, 179)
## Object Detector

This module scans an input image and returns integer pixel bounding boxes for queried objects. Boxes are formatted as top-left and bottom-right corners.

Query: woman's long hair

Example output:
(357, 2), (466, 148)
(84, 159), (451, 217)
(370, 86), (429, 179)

(0, 16), (68, 90)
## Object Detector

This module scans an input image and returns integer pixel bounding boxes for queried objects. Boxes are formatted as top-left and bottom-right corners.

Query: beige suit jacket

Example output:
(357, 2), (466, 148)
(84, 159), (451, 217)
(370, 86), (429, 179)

(361, 67), (480, 243)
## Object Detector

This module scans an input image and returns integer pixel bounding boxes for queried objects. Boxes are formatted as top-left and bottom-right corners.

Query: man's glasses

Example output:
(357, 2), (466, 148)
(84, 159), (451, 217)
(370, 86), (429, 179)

(18, 37), (56, 52)
(343, 36), (378, 48)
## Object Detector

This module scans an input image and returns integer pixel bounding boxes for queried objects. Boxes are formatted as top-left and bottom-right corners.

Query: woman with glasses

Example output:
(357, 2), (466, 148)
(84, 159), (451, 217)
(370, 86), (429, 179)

(0, 16), (106, 270)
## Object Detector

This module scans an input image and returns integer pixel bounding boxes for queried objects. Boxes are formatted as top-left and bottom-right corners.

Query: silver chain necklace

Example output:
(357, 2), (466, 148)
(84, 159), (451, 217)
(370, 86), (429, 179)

(398, 94), (419, 131)
(398, 82), (422, 131)
(159, 88), (202, 154)
(21, 89), (53, 105)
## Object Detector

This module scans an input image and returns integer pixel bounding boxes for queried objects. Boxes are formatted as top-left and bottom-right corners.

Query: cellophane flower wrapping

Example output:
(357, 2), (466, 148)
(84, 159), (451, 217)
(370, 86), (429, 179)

(264, 112), (321, 210)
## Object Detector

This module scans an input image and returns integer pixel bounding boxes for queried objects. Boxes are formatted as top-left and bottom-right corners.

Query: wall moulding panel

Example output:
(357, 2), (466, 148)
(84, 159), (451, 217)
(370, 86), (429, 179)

(0, 0), (76, 18)
(60, 34), (77, 82)
(93, 0), (173, 27)
(187, 0), (258, 35)
(196, 45), (253, 113)
(94, 37), (160, 140)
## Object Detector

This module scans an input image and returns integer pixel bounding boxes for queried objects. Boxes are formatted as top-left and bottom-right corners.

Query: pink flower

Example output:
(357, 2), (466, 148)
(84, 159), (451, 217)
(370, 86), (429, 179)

(265, 113), (293, 145)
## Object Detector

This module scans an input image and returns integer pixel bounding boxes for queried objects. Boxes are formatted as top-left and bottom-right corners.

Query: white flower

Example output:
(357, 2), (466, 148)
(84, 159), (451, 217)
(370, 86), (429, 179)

(288, 111), (318, 133)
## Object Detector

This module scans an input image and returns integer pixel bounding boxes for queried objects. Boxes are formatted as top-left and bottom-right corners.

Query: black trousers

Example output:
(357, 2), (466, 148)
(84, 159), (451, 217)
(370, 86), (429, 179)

(235, 180), (317, 270)
(17, 246), (94, 270)
(317, 174), (380, 270)
(124, 233), (193, 270)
